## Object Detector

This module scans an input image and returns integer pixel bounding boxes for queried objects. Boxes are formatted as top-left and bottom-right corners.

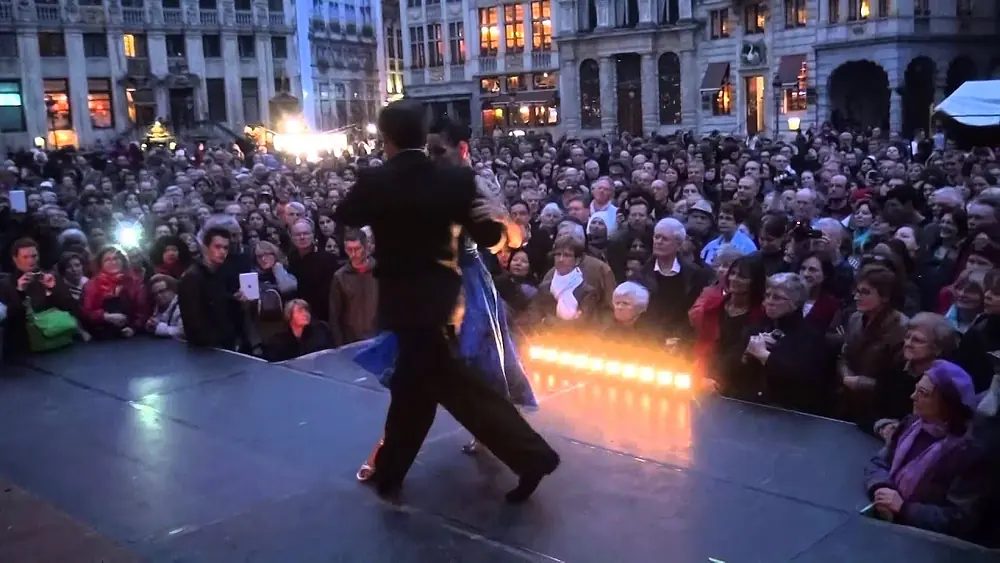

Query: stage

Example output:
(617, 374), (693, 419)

(0, 339), (996, 562)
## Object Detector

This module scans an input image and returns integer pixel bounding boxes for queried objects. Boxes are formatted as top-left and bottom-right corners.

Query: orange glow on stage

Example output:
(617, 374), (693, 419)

(527, 345), (696, 392)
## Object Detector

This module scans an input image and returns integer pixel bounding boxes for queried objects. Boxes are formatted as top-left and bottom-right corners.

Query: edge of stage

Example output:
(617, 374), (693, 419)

(0, 339), (995, 563)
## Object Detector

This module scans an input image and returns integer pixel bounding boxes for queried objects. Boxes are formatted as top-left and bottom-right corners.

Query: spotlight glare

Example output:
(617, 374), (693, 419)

(675, 373), (692, 390)
(657, 371), (674, 386)
(622, 364), (637, 379)
(588, 358), (605, 371)
(638, 367), (655, 383)
(529, 346), (543, 360)
(606, 361), (622, 375)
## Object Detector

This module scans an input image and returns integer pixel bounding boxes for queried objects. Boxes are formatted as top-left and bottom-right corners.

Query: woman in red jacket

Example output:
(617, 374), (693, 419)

(80, 246), (151, 339)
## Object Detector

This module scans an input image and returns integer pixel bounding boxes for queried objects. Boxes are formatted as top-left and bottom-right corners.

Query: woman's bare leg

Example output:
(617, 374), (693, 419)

(356, 436), (384, 481)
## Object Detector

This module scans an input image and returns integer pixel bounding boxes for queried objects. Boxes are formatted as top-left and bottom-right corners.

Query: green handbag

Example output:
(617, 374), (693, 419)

(24, 300), (78, 353)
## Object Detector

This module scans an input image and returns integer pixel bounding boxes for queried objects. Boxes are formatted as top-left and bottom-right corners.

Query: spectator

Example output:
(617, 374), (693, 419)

(252, 240), (298, 340)
(147, 274), (184, 339)
(946, 268), (986, 333)
(150, 235), (191, 279)
(57, 251), (88, 302)
(952, 268), (1000, 392)
(178, 226), (249, 350)
(798, 252), (842, 332)
(263, 299), (333, 361)
(328, 229), (378, 347)
(865, 360), (987, 538)
(701, 202), (757, 266)
(528, 234), (600, 328)
(79, 246), (150, 339)
(287, 219), (339, 323)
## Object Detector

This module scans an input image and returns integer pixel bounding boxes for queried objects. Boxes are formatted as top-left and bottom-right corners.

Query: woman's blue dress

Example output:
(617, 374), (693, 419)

(352, 245), (537, 409)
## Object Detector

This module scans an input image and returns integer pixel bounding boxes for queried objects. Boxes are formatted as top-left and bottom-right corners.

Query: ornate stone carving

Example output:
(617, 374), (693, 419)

(64, 0), (80, 22)
(183, 0), (198, 24)
(107, 0), (122, 24)
(17, 0), (37, 22)
(150, 0), (163, 25)
(222, 0), (235, 25)
(740, 40), (767, 67)
(254, 0), (268, 26)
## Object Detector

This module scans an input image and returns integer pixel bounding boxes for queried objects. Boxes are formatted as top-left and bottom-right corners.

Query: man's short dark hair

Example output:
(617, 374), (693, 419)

(11, 237), (37, 258)
(201, 226), (232, 247)
(378, 100), (426, 150)
(344, 228), (368, 246)
(428, 114), (471, 147)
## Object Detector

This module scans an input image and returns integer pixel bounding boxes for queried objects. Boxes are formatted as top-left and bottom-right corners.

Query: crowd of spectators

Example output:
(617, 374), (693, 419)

(1, 121), (1000, 546)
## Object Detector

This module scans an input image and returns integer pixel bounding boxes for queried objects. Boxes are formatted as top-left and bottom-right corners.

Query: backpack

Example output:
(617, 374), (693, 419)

(258, 285), (285, 322)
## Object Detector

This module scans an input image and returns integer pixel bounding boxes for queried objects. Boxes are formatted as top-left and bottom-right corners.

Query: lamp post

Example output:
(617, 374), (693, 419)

(771, 76), (783, 137)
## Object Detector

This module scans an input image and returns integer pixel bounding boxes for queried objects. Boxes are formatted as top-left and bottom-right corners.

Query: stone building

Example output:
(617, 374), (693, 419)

(0, 0), (299, 150)
(295, 0), (387, 131)
(556, 0), (1000, 137)
(400, 0), (560, 134)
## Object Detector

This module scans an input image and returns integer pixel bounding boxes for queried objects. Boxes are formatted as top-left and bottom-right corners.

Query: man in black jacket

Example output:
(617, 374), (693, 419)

(178, 226), (247, 350)
(334, 100), (559, 503)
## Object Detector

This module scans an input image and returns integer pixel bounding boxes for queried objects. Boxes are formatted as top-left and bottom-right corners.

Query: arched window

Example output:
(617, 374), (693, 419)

(579, 59), (601, 129)
(658, 52), (681, 125)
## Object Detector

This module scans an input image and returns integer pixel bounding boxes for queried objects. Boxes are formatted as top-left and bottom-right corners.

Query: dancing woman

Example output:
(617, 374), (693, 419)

(353, 117), (538, 481)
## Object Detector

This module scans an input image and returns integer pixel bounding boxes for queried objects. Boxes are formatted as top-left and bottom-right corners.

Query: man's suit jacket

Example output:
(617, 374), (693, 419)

(333, 150), (503, 330)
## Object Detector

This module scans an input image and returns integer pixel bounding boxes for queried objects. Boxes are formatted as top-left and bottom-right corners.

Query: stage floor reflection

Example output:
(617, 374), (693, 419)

(0, 339), (994, 563)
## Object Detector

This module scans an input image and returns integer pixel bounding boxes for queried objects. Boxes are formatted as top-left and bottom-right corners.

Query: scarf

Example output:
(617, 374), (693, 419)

(550, 267), (584, 321)
(888, 417), (964, 500)
(94, 271), (125, 298)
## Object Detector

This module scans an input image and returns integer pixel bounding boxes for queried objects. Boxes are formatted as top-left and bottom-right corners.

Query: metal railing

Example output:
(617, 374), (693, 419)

(200, 9), (218, 25)
(235, 10), (253, 27)
(122, 7), (144, 24)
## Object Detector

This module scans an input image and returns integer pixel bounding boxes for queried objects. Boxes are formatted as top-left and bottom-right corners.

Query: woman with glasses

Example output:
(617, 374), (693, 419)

(737, 273), (836, 415)
(839, 265), (910, 430)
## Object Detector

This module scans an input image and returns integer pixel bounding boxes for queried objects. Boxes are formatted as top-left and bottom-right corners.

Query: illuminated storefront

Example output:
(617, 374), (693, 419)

(479, 72), (559, 134)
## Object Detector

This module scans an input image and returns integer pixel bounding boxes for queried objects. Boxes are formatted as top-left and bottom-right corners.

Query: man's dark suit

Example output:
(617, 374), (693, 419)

(334, 150), (559, 492)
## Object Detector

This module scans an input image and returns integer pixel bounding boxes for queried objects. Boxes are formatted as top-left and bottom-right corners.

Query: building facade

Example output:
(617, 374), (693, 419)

(556, 0), (1000, 137)
(295, 0), (386, 132)
(400, 0), (560, 134)
(0, 0), (299, 151)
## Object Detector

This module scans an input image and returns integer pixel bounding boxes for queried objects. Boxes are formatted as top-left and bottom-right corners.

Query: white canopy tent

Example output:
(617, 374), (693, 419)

(934, 79), (1000, 127)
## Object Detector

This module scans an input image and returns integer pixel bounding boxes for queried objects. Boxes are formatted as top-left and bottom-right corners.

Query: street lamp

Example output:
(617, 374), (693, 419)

(771, 76), (783, 137)
(32, 136), (45, 149)
(787, 117), (801, 132)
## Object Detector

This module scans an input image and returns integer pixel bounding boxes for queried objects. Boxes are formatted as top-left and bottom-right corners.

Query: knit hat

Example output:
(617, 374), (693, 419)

(925, 360), (978, 412)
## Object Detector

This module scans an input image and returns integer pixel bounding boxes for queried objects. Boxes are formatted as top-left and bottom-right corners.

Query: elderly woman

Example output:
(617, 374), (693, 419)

(864, 360), (988, 538)
(262, 299), (333, 362)
(79, 246), (150, 339)
(606, 281), (651, 337)
(840, 265), (910, 430)
(739, 273), (836, 414)
(146, 274), (184, 339)
(527, 234), (599, 330)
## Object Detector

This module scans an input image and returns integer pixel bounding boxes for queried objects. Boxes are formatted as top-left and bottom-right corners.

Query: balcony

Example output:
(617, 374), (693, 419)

(36, 4), (61, 22)
(449, 64), (465, 80)
(122, 7), (144, 25)
(409, 69), (426, 85)
(531, 51), (553, 69)
(268, 12), (284, 25)
(346, 23), (357, 35)
(163, 8), (183, 24)
(126, 57), (151, 76)
(235, 10), (253, 27)
(479, 56), (497, 73)
(200, 9), (218, 25)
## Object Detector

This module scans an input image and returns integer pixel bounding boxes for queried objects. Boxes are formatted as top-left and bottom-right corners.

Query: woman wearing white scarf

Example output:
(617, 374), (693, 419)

(529, 234), (598, 326)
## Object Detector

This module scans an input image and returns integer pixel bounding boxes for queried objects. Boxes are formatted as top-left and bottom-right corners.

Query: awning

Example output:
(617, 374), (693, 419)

(700, 62), (730, 91)
(777, 54), (807, 86)
(934, 79), (1000, 127)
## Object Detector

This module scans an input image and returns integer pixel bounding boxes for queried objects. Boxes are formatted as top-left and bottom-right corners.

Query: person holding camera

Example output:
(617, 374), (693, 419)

(0, 238), (78, 360)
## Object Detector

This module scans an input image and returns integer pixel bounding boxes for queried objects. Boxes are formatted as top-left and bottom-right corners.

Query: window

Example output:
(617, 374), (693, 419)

(709, 9), (729, 39)
(87, 79), (113, 129)
(784, 0), (807, 28)
(206, 78), (227, 121)
(345, 4), (357, 32)
(579, 58), (600, 129)
(427, 24), (443, 67)
(506, 75), (525, 92)
(848, 0), (870, 20)
(448, 22), (465, 64)
(199, 0), (216, 8)
(242, 78), (260, 124)
(480, 77), (500, 94)
(162, 0), (180, 8)
(914, 0), (929, 16)
(744, 3), (765, 33)
(0, 34), (16, 57)
(957, 0), (972, 17)
(828, 0), (840, 22)
(0, 81), (26, 133)
(504, 4), (525, 53)
(657, 52), (681, 125)
(234, 0), (250, 9)
(426, 0), (439, 5)
(395, 28), (404, 61)
(126, 87), (155, 126)
(409, 26), (426, 69)
(123, 34), (148, 58)
(38, 33), (66, 57)
(238, 35), (255, 58)
(531, 1), (551, 51)
(271, 36), (288, 58)
(406, 0), (420, 7)
(877, 0), (889, 17)
(165, 34), (186, 58)
(784, 61), (809, 112)
(479, 8), (499, 56)
(43, 79), (72, 130)
(203, 35), (222, 58)
(274, 76), (290, 92)
(533, 72), (557, 89)
(268, 0), (283, 12)
(83, 34), (108, 57)
(701, 75), (732, 116)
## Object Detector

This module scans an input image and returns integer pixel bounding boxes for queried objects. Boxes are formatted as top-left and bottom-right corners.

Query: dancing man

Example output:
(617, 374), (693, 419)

(333, 100), (560, 503)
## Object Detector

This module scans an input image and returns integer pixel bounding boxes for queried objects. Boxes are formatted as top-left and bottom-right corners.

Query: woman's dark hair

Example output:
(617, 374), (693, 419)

(857, 264), (898, 304)
(728, 255), (766, 304)
(798, 252), (837, 295)
(941, 208), (968, 239)
(57, 251), (84, 275)
(150, 235), (192, 267)
(94, 245), (129, 271)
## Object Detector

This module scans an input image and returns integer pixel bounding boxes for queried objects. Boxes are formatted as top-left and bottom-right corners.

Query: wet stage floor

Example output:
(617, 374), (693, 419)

(0, 339), (996, 562)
